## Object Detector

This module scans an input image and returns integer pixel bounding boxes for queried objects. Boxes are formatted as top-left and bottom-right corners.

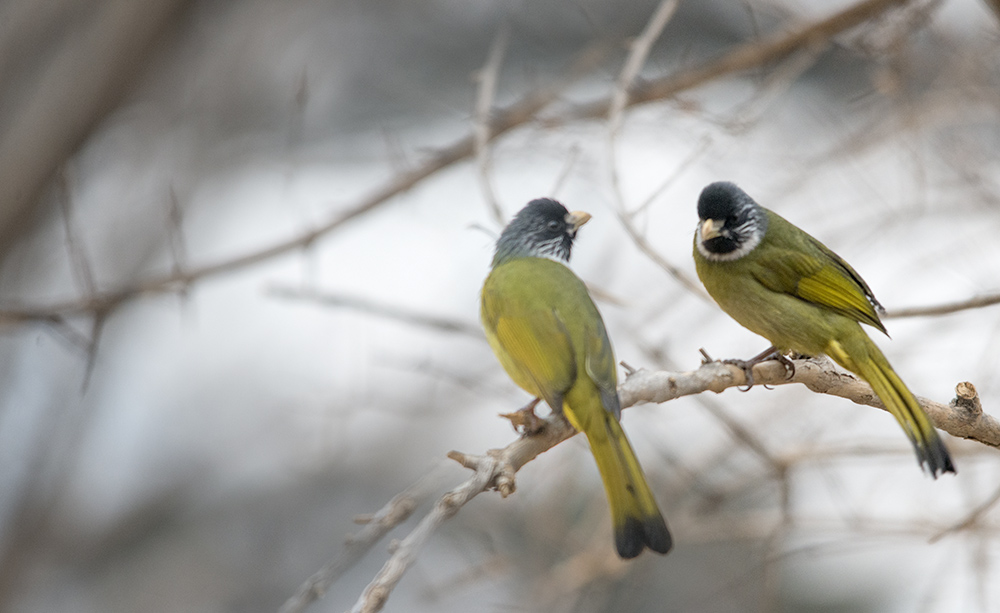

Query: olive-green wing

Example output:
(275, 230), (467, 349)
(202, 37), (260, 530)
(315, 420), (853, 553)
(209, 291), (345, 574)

(752, 214), (886, 333)
(583, 316), (621, 419)
(481, 277), (577, 409)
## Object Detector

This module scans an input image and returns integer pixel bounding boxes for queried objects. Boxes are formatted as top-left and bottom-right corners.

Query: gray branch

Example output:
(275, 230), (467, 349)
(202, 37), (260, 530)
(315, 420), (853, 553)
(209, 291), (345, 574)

(335, 355), (995, 613)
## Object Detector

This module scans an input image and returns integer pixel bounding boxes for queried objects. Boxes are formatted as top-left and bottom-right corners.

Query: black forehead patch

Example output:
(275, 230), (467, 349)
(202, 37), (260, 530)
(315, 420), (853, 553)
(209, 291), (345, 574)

(697, 181), (746, 220)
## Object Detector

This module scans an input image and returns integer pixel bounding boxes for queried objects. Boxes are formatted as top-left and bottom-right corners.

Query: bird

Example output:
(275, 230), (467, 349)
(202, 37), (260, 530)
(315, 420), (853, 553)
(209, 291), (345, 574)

(692, 181), (955, 477)
(480, 198), (672, 558)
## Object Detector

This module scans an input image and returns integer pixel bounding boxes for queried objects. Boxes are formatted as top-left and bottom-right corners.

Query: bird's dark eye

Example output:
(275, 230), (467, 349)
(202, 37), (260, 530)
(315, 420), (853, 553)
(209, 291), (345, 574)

(546, 220), (561, 232)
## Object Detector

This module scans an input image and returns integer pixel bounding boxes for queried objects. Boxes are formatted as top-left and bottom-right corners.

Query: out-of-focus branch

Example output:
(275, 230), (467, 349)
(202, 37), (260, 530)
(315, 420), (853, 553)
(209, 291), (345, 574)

(329, 355), (994, 613)
(562, 0), (914, 123)
(278, 472), (443, 613)
(611, 140), (712, 300)
(0, 0), (914, 328)
(0, 0), (194, 253)
(474, 24), (510, 226)
(885, 291), (1000, 318)
(606, 0), (679, 136)
(930, 481), (1000, 543)
(606, 0), (708, 298)
(268, 286), (482, 337)
(348, 417), (577, 613)
(984, 0), (1000, 22)
(0, 44), (606, 327)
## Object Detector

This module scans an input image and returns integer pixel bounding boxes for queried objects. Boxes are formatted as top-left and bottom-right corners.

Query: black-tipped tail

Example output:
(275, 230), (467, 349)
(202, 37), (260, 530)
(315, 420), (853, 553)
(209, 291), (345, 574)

(917, 436), (956, 479)
(829, 337), (957, 478)
(615, 514), (673, 559)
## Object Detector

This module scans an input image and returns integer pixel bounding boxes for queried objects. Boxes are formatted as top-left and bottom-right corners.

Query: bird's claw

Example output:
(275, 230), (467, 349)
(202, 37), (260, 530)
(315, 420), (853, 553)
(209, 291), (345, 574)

(721, 346), (794, 391)
(775, 353), (796, 380)
(722, 358), (757, 391)
(499, 398), (546, 435)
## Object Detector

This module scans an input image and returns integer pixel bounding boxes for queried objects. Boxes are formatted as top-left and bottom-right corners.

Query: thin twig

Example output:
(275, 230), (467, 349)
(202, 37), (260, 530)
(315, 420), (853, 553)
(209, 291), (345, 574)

(885, 291), (1000, 318)
(475, 24), (510, 226)
(606, 0), (706, 298)
(719, 41), (828, 134)
(348, 454), (499, 613)
(562, 0), (914, 123)
(57, 168), (96, 298)
(57, 168), (104, 389)
(612, 140), (712, 300)
(549, 144), (581, 199)
(268, 286), (482, 337)
(166, 185), (189, 280)
(929, 482), (1000, 544)
(607, 0), (680, 137)
(0, 0), (911, 327)
(0, 44), (608, 324)
(277, 472), (443, 613)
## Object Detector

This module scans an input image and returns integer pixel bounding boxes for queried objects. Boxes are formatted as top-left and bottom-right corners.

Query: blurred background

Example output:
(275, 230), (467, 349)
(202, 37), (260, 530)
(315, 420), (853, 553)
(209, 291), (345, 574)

(1, 0), (999, 611)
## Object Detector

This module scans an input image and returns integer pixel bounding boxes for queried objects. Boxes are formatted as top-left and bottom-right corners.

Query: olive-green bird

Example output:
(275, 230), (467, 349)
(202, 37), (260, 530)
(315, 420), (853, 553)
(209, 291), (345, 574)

(692, 181), (954, 477)
(481, 198), (672, 558)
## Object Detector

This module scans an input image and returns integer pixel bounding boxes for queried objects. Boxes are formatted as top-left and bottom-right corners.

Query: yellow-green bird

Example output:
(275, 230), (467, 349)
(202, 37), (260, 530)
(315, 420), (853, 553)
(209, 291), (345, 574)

(692, 181), (954, 477)
(481, 198), (672, 558)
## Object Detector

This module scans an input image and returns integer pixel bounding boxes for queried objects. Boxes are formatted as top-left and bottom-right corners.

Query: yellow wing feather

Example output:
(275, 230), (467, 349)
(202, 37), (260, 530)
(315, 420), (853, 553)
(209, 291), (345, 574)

(751, 214), (885, 332)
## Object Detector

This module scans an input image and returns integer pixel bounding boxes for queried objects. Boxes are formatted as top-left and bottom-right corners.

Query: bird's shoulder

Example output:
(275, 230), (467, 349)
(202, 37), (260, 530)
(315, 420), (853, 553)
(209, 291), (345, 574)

(483, 257), (591, 307)
(754, 210), (886, 332)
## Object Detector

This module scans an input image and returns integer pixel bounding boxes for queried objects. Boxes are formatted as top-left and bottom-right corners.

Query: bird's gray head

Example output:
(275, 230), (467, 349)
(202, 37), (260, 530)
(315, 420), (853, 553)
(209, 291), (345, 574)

(695, 181), (768, 261)
(492, 198), (591, 266)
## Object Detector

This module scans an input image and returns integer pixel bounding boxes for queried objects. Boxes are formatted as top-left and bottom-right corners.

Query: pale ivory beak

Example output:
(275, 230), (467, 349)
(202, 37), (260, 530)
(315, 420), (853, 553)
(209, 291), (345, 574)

(700, 218), (724, 241)
(565, 210), (592, 232)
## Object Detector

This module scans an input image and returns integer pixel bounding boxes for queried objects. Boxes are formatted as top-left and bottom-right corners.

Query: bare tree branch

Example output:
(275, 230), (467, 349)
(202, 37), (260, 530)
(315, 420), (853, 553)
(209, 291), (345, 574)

(268, 286), (482, 337)
(0, 0), (913, 329)
(622, 357), (999, 448)
(0, 44), (608, 327)
(474, 24), (510, 226)
(0, 0), (194, 254)
(348, 420), (576, 613)
(57, 168), (96, 298)
(278, 472), (444, 613)
(606, 0), (707, 298)
(562, 0), (914, 123)
(885, 291), (1000, 318)
(330, 355), (995, 612)
(166, 185), (189, 280)
(606, 0), (680, 137)
(611, 140), (712, 300)
(930, 481), (1000, 544)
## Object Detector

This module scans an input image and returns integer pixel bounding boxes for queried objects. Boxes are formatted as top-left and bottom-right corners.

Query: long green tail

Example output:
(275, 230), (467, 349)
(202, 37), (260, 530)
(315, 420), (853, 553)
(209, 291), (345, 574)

(583, 411), (672, 558)
(827, 333), (955, 477)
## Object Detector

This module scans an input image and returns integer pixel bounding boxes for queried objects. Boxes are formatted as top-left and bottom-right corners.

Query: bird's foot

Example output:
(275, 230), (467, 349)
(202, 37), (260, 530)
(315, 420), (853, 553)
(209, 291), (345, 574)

(722, 346), (794, 391)
(499, 398), (546, 435)
(722, 357), (759, 391)
(774, 352), (796, 380)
